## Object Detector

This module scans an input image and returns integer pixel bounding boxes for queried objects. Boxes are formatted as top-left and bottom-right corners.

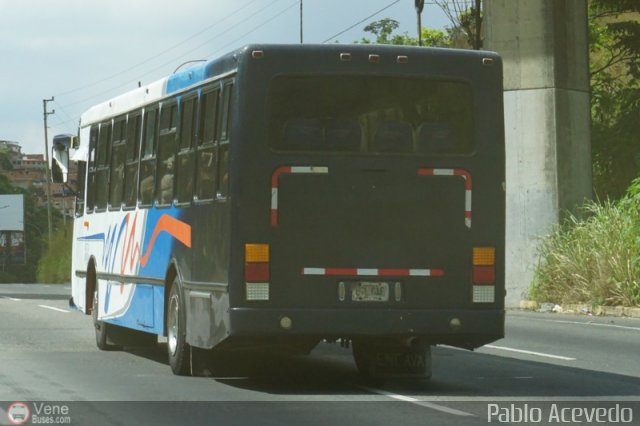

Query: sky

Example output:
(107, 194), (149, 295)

(0, 0), (450, 156)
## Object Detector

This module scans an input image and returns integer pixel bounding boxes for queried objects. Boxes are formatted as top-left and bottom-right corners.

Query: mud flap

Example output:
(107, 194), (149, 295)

(108, 326), (157, 348)
(190, 347), (215, 377)
(353, 338), (432, 379)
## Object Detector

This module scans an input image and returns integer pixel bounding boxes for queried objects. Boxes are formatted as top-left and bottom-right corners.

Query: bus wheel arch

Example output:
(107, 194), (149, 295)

(86, 258), (121, 350)
(85, 257), (97, 315)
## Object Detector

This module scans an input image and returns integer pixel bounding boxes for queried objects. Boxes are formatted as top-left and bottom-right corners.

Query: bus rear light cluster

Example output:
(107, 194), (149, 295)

(245, 263), (269, 282)
(246, 282), (269, 301)
(473, 266), (495, 284)
(472, 247), (496, 303)
(472, 286), (495, 303)
(245, 243), (270, 301)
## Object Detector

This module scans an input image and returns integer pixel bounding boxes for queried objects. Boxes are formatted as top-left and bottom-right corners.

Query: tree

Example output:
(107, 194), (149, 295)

(0, 174), (52, 283)
(0, 146), (13, 171)
(589, 0), (640, 199)
(361, 18), (400, 44)
(359, 18), (451, 47)
(434, 0), (483, 49)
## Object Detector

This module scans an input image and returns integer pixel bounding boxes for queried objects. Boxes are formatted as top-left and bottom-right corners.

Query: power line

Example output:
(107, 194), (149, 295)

(57, 0), (286, 110)
(56, 0), (415, 122)
(322, 0), (402, 43)
(50, 101), (78, 134)
(207, 1), (300, 57)
(56, 0), (259, 97)
(152, 0), (291, 76)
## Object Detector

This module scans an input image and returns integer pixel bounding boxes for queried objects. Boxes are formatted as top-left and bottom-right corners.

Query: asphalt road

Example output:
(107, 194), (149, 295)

(1, 284), (639, 425)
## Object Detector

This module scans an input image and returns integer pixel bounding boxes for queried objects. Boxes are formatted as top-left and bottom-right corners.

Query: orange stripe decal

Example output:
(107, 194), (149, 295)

(140, 214), (192, 267)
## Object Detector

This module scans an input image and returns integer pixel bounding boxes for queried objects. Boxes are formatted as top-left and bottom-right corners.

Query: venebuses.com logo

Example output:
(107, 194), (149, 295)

(3, 402), (71, 425)
(6, 402), (30, 425)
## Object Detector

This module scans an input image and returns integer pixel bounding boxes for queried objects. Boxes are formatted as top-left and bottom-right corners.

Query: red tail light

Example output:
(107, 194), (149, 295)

(245, 262), (269, 282)
(473, 266), (495, 284)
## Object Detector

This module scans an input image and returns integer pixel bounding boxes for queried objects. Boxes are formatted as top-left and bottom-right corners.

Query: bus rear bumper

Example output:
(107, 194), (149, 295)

(229, 308), (504, 349)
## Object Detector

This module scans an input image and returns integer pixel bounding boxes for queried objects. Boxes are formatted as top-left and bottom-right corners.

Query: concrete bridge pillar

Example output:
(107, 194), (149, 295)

(484, 0), (592, 306)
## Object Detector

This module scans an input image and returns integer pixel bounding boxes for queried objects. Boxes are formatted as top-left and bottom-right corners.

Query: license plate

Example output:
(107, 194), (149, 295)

(351, 281), (390, 302)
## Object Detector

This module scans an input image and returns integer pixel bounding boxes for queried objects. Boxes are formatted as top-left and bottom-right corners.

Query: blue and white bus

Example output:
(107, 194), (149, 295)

(63, 44), (505, 377)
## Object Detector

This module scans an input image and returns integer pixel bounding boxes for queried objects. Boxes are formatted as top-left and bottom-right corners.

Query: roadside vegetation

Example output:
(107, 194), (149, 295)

(589, 0), (640, 200)
(36, 223), (72, 283)
(531, 0), (639, 307)
(531, 179), (640, 307)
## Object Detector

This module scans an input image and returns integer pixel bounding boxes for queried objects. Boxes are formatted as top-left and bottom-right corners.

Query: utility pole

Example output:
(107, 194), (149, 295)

(474, 0), (482, 50)
(415, 0), (424, 46)
(42, 97), (55, 246)
(299, 0), (303, 43)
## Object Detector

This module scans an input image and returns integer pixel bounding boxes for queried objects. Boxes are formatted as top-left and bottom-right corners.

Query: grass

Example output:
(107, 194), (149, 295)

(530, 179), (640, 307)
(36, 223), (72, 284)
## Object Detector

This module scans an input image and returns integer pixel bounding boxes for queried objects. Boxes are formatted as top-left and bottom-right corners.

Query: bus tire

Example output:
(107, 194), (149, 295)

(167, 278), (191, 376)
(92, 289), (121, 351)
(352, 339), (374, 378)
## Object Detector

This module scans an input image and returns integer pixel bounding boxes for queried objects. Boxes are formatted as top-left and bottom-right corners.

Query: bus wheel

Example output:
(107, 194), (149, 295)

(167, 278), (191, 375)
(92, 289), (120, 351)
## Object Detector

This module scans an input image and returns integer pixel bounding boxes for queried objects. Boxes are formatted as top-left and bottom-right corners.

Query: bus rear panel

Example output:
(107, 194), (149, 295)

(226, 45), (505, 353)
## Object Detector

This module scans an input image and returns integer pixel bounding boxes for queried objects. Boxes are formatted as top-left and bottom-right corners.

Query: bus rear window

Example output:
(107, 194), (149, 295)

(268, 75), (474, 155)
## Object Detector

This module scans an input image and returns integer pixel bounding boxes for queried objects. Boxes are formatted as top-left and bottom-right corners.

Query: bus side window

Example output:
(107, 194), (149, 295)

(217, 82), (233, 199)
(86, 126), (99, 213)
(416, 122), (457, 154)
(109, 117), (126, 210)
(195, 88), (219, 201)
(325, 118), (361, 151)
(139, 108), (158, 206)
(156, 102), (178, 206)
(176, 95), (196, 205)
(123, 112), (142, 208)
(95, 121), (112, 210)
(282, 118), (323, 150)
(75, 160), (86, 216)
(372, 120), (413, 153)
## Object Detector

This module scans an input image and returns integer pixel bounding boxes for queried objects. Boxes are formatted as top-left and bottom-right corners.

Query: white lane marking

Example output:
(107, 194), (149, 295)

(519, 317), (640, 332)
(38, 305), (70, 313)
(1, 296), (21, 301)
(483, 345), (575, 361)
(355, 385), (475, 417)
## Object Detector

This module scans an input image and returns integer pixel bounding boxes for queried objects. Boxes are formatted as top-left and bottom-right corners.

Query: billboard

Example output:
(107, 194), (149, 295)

(0, 194), (24, 231)
(0, 194), (25, 265)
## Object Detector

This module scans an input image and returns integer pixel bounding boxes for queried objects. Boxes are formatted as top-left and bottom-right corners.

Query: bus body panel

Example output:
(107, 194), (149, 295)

(71, 44), (505, 353)
(72, 206), (193, 335)
(226, 45), (505, 347)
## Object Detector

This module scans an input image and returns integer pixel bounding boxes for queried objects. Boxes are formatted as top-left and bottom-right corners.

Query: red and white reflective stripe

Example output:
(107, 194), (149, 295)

(301, 267), (445, 277)
(271, 166), (329, 226)
(417, 168), (472, 228)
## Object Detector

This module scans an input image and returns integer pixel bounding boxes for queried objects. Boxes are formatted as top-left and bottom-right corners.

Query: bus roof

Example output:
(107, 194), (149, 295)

(79, 44), (499, 127)
(79, 46), (244, 127)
